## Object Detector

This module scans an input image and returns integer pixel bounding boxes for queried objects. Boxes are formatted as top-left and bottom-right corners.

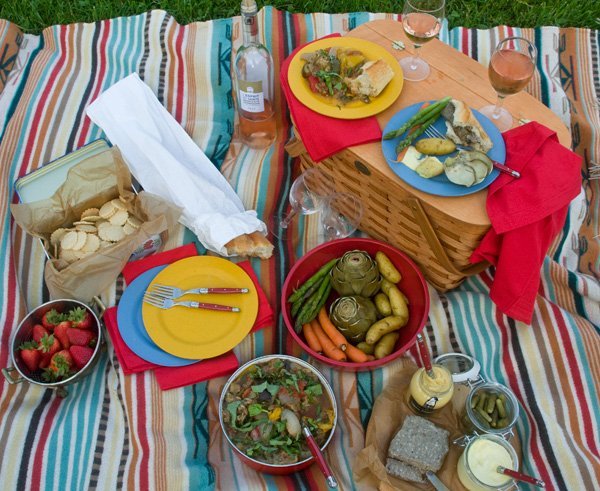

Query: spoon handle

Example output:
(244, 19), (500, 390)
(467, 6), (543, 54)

(497, 466), (545, 487)
(303, 425), (338, 488)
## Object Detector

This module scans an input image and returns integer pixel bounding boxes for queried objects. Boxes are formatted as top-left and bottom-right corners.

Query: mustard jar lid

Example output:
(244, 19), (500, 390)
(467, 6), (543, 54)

(433, 352), (482, 384)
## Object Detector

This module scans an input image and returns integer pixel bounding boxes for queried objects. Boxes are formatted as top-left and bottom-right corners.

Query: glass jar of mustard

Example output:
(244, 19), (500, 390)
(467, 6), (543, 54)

(408, 364), (455, 414)
(457, 434), (519, 491)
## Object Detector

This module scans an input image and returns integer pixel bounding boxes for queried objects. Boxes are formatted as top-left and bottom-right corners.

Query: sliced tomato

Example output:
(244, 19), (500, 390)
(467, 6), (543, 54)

(307, 75), (320, 94)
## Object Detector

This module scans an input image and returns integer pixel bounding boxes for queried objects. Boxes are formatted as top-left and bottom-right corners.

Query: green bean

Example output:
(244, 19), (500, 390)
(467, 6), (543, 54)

(383, 97), (451, 140)
(288, 258), (337, 304)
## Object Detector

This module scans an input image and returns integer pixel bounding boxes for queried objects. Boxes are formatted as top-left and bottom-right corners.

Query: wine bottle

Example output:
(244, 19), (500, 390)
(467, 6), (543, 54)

(234, 0), (276, 149)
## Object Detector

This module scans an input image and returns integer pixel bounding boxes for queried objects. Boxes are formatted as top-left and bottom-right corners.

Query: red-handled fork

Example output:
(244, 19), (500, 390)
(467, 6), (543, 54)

(143, 293), (240, 312)
(149, 284), (249, 299)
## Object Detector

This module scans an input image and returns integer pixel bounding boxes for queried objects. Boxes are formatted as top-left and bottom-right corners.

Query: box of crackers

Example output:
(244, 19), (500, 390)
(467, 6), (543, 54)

(11, 143), (181, 302)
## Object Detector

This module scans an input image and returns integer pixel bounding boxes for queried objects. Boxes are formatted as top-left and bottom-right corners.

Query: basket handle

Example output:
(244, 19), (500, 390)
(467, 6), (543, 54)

(406, 197), (489, 277)
(284, 134), (306, 158)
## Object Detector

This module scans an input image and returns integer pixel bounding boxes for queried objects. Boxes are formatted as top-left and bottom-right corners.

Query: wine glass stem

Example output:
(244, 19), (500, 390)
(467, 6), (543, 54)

(492, 94), (506, 119)
(280, 208), (298, 229)
(410, 45), (422, 70)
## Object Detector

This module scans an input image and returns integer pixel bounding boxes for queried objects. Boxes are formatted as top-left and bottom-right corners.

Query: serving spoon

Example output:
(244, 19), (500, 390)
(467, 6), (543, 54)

(302, 424), (338, 488)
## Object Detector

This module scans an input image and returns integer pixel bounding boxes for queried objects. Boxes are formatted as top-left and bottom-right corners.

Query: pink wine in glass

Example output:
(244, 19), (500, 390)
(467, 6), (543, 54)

(402, 13), (441, 46)
(488, 49), (535, 96)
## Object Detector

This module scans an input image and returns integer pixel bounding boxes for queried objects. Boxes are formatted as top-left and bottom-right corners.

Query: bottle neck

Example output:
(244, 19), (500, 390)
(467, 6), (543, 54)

(241, 10), (259, 46)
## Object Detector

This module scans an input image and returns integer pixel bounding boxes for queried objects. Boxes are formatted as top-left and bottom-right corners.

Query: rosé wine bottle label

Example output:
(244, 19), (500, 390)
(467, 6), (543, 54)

(239, 80), (265, 113)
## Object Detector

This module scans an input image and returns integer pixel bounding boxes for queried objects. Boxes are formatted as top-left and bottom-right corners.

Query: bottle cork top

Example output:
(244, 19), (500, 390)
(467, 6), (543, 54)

(241, 0), (258, 14)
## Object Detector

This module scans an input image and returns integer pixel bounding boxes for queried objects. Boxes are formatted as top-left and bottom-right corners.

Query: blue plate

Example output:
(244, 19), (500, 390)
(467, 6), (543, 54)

(381, 102), (506, 197)
(117, 266), (199, 367)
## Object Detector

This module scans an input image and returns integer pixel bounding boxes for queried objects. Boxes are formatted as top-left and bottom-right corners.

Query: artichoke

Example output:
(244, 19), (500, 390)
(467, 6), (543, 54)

(330, 250), (381, 297)
(329, 296), (378, 343)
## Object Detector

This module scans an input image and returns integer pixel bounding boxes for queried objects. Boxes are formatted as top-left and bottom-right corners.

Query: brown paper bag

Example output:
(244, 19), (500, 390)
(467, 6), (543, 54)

(11, 146), (181, 302)
(353, 357), (521, 490)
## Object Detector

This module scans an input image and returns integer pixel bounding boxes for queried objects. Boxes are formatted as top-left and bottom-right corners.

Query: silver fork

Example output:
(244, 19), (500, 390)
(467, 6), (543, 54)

(423, 126), (521, 179)
(143, 292), (240, 312)
(148, 284), (249, 299)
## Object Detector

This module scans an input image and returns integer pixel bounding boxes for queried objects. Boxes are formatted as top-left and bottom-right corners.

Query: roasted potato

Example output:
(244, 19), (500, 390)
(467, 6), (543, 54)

(374, 292), (392, 317)
(366, 315), (407, 345)
(416, 156), (444, 178)
(356, 341), (375, 355)
(375, 251), (402, 283)
(374, 332), (400, 359)
(415, 137), (456, 155)
(388, 285), (409, 320)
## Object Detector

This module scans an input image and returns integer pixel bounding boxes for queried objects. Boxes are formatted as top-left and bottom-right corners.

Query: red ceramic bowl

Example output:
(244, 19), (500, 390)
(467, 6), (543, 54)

(282, 238), (430, 371)
(219, 354), (337, 474)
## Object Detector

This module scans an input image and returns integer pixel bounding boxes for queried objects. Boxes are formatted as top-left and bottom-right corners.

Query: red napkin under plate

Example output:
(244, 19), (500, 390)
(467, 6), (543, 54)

(104, 243), (274, 389)
(470, 122), (582, 324)
(280, 34), (382, 162)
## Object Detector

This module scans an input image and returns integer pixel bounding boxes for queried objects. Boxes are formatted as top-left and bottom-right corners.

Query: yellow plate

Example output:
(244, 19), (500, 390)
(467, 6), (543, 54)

(288, 37), (404, 119)
(141, 256), (259, 359)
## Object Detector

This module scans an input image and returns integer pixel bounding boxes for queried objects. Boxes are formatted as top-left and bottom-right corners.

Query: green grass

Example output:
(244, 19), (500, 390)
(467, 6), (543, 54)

(1, 0), (599, 33)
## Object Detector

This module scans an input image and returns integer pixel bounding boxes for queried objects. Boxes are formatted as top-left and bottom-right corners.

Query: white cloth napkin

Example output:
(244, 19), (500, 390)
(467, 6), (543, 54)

(86, 73), (266, 255)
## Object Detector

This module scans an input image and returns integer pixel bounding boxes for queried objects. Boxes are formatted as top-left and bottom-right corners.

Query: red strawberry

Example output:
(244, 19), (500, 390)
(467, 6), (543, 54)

(19, 341), (41, 372)
(32, 324), (49, 343)
(54, 321), (72, 349)
(41, 309), (67, 330)
(66, 327), (95, 347)
(38, 333), (62, 369)
(42, 349), (74, 381)
(68, 307), (93, 330)
(69, 345), (94, 370)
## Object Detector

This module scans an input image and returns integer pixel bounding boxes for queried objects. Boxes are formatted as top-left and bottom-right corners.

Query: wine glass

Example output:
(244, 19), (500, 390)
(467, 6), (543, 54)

(479, 36), (537, 132)
(319, 192), (363, 242)
(271, 167), (333, 239)
(400, 0), (445, 82)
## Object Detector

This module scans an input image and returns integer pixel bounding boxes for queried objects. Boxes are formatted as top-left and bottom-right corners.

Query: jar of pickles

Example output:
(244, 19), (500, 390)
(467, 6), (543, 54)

(433, 353), (520, 442)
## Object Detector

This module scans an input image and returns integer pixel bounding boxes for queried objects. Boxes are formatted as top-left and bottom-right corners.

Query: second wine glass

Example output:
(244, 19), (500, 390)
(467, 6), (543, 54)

(479, 36), (537, 132)
(400, 0), (445, 82)
(319, 192), (363, 242)
(271, 167), (333, 239)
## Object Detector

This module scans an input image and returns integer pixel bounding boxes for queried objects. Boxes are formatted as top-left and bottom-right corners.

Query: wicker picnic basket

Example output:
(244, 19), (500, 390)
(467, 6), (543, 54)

(285, 134), (490, 291)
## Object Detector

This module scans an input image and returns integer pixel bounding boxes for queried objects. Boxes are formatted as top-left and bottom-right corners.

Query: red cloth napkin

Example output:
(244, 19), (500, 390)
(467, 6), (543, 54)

(280, 34), (382, 162)
(470, 122), (582, 324)
(104, 244), (274, 389)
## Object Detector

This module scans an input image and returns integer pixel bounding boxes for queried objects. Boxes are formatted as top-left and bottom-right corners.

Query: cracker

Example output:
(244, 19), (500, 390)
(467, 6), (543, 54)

(123, 223), (137, 235)
(126, 215), (142, 229)
(75, 223), (97, 233)
(82, 233), (100, 253)
(59, 248), (79, 264)
(72, 231), (88, 251)
(81, 207), (100, 219)
(99, 224), (125, 242)
(60, 231), (78, 250)
(99, 201), (117, 219)
(80, 215), (102, 222)
(111, 198), (127, 211)
(109, 209), (128, 226)
(99, 240), (113, 249)
(50, 228), (69, 246)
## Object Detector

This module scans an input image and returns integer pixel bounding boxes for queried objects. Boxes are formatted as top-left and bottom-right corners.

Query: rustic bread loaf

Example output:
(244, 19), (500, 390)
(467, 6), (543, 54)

(224, 231), (273, 259)
(346, 59), (394, 97)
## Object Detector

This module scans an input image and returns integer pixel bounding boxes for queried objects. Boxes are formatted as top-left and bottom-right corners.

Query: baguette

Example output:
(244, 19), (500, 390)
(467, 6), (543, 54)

(346, 59), (394, 98)
(224, 231), (273, 259)
(441, 98), (493, 153)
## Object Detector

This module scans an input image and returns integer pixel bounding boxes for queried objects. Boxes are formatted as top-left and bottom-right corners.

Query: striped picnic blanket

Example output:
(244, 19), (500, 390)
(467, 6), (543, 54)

(0, 6), (598, 491)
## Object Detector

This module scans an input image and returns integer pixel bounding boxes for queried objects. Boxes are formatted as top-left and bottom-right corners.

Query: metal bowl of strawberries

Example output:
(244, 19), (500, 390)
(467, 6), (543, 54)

(2, 298), (104, 397)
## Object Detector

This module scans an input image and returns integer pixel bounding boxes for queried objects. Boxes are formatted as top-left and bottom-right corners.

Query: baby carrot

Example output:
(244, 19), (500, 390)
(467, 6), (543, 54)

(344, 343), (370, 363)
(311, 320), (347, 362)
(302, 323), (323, 354)
(317, 307), (347, 352)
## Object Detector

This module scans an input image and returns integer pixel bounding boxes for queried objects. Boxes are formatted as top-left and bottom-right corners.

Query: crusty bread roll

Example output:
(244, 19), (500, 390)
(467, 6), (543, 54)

(441, 99), (493, 153)
(346, 59), (394, 98)
(224, 231), (273, 259)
